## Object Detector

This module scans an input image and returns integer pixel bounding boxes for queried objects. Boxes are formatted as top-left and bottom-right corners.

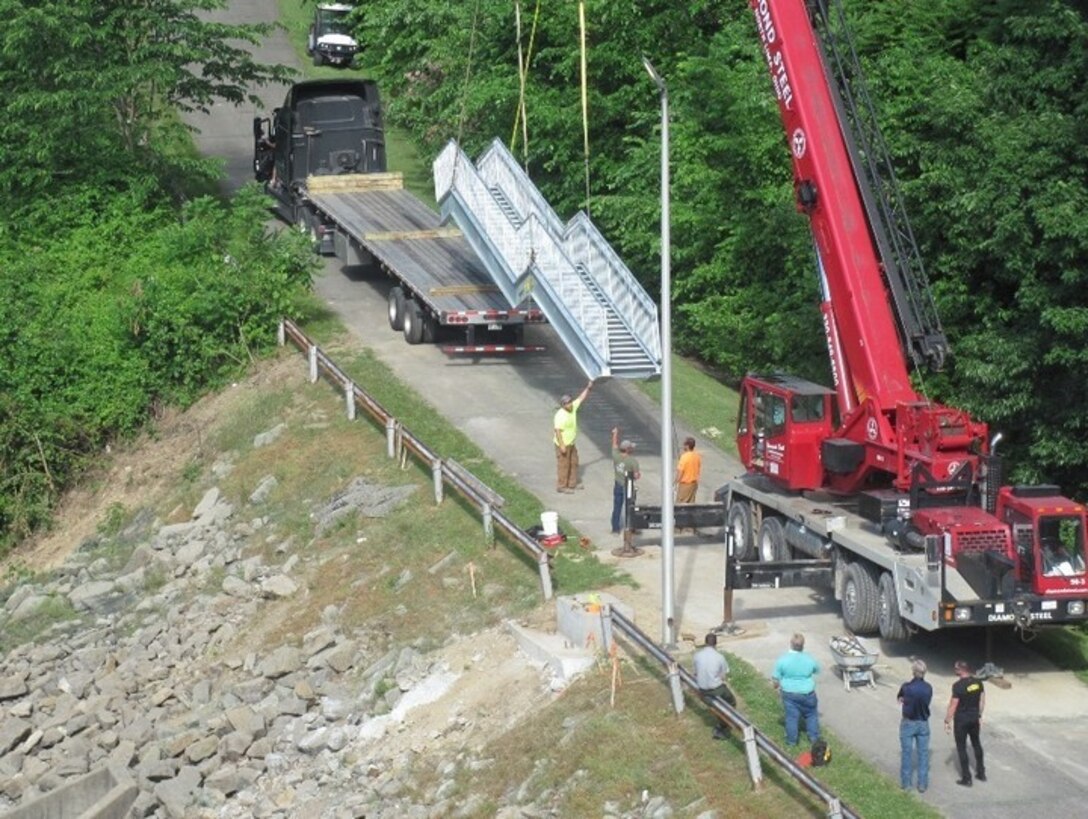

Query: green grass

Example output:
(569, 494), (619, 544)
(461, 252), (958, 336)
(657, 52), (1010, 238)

(634, 354), (741, 459)
(308, 338), (631, 595)
(0, 596), (81, 655)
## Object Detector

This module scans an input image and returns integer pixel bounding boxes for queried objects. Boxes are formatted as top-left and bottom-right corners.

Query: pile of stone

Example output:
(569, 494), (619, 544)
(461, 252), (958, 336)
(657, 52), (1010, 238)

(0, 467), (474, 818)
(0, 442), (678, 818)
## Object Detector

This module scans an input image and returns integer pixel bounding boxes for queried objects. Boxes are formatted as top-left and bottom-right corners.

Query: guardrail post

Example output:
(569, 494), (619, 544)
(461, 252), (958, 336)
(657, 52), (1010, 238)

(537, 552), (554, 600)
(277, 320), (285, 347)
(481, 503), (493, 543)
(601, 604), (614, 652)
(345, 381), (356, 421)
(742, 724), (763, 787)
(667, 662), (685, 714)
(432, 459), (443, 504)
(826, 799), (842, 819)
(385, 418), (396, 459)
(308, 344), (318, 383)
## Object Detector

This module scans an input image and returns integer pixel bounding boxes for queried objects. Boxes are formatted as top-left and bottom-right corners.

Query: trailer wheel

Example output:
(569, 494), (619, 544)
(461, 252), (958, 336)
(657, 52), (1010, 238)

(878, 572), (909, 641)
(388, 287), (406, 331)
(403, 300), (424, 344)
(727, 501), (756, 561)
(421, 312), (439, 343)
(758, 517), (789, 562)
(842, 561), (880, 635)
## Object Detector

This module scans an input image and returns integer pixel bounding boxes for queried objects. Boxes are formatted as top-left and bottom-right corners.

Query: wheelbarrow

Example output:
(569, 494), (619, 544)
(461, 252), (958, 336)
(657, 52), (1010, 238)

(829, 634), (878, 691)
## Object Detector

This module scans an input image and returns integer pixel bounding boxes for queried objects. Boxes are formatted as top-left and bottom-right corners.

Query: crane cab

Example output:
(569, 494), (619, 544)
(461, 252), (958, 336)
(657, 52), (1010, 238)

(997, 486), (1088, 599)
(737, 374), (835, 491)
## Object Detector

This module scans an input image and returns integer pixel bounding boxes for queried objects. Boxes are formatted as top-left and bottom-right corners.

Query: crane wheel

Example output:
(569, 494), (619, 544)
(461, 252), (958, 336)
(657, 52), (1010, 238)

(727, 502), (756, 561)
(878, 572), (909, 641)
(758, 517), (790, 562)
(842, 561), (880, 635)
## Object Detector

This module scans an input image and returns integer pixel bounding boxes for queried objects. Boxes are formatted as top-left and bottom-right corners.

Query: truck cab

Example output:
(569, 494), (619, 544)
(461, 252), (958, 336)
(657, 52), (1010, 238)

(253, 79), (386, 224)
(307, 3), (360, 68)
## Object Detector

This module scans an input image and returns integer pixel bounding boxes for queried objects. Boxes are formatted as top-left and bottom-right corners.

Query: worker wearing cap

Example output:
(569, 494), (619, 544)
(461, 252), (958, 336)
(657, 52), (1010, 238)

(554, 381), (593, 493)
(611, 427), (640, 533)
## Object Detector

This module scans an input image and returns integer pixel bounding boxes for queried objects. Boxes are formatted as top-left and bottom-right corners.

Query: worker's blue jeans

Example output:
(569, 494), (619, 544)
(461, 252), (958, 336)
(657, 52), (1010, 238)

(781, 691), (819, 745)
(899, 719), (930, 791)
(611, 483), (626, 533)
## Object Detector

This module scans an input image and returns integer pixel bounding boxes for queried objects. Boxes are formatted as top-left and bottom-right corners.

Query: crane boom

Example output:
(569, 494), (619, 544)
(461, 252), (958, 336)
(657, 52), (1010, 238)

(742, 0), (987, 494)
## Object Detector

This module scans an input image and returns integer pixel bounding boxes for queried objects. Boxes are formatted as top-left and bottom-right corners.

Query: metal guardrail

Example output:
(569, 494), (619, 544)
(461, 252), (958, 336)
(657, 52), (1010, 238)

(280, 318), (856, 816)
(606, 607), (858, 819)
(278, 319), (554, 599)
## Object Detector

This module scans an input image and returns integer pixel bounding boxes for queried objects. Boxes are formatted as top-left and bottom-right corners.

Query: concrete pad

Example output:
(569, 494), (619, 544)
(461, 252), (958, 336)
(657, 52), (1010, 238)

(505, 620), (596, 683)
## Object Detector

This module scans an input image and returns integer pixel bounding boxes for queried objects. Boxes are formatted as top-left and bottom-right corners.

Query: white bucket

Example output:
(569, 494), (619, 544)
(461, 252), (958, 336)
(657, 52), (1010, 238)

(540, 511), (559, 536)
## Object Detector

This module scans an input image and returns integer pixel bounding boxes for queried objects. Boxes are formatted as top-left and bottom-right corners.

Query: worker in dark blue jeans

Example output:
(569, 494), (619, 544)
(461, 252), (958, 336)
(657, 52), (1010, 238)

(897, 658), (933, 792)
(610, 428), (639, 534)
(772, 632), (821, 746)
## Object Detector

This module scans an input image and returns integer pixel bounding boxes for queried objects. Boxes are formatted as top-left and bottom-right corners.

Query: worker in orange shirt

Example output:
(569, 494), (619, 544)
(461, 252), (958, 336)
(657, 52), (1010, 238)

(675, 436), (701, 503)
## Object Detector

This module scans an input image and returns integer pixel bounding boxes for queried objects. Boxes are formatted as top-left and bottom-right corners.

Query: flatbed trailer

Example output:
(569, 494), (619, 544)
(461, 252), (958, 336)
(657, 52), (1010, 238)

(304, 174), (544, 347)
(254, 79), (545, 349)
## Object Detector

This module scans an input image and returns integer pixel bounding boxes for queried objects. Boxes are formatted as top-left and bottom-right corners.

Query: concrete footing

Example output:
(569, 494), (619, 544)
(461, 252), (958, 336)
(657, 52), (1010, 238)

(4, 764), (137, 819)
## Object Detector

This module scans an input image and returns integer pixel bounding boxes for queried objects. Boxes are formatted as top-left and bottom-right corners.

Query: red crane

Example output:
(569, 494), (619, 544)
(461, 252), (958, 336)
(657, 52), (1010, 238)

(730, 0), (1088, 634)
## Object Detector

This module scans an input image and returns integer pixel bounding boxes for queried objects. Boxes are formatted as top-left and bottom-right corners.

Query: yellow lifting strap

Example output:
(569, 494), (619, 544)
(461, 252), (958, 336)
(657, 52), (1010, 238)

(579, 0), (591, 215)
(510, 0), (541, 167)
(452, 0), (483, 188)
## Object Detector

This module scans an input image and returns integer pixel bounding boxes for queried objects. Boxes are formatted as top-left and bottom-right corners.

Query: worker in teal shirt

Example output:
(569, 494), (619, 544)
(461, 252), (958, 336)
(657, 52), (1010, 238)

(772, 632), (821, 746)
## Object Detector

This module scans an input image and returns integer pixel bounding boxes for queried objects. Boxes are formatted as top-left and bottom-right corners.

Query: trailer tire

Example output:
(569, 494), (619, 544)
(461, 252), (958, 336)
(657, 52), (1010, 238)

(842, 561), (880, 635)
(878, 572), (909, 641)
(388, 287), (406, 331)
(758, 517), (789, 562)
(403, 300), (424, 344)
(727, 501), (756, 561)
(421, 312), (439, 343)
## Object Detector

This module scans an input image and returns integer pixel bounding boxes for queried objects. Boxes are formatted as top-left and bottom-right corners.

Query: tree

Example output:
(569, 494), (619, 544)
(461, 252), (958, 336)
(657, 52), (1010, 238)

(0, 0), (294, 200)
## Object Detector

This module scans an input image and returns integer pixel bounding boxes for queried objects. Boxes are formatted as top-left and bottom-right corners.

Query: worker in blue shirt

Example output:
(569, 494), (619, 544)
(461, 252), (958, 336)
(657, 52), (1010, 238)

(771, 632), (821, 746)
(897, 658), (933, 792)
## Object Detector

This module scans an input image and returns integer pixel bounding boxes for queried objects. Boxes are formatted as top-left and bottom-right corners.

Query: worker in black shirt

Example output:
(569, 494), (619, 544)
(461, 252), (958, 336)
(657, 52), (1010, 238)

(944, 660), (986, 786)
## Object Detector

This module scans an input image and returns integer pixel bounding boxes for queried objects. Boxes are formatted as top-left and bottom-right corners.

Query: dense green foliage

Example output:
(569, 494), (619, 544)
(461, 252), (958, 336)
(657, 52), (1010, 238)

(355, 0), (1088, 494)
(0, 1), (310, 551)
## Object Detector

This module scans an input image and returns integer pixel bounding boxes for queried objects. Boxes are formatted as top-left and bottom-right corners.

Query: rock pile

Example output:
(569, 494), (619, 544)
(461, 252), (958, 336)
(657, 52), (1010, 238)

(0, 470), (495, 818)
(0, 454), (681, 819)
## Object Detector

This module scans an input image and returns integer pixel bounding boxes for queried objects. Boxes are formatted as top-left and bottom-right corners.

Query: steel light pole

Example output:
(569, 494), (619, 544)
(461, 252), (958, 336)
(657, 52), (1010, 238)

(642, 56), (675, 648)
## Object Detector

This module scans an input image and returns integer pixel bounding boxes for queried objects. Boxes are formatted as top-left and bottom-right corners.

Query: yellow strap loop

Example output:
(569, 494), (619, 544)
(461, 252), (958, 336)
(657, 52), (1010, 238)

(579, 0), (590, 214)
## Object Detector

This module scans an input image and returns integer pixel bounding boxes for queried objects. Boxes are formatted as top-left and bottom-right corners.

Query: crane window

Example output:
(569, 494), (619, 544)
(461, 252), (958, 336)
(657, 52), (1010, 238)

(766, 394), (787, 437)
(791, 394), (825, 424)
(1039, 515), (1086, 577)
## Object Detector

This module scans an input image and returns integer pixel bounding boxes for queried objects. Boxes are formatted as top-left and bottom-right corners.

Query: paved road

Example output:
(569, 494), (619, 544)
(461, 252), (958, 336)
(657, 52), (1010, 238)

(189, 4), (1088, 816)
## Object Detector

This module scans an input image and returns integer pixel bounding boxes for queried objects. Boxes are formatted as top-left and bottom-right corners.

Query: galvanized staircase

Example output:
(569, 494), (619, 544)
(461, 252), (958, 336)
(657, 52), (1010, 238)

(434, 138), (661, 380)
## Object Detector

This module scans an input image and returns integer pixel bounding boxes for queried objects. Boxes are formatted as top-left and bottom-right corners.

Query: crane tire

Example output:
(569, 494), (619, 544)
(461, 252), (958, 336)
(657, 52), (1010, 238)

(727, 501), (756, 561)
(878, 571), (909, 641)
(842, 561), (880, 635)
(758, 516), (790, 562)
